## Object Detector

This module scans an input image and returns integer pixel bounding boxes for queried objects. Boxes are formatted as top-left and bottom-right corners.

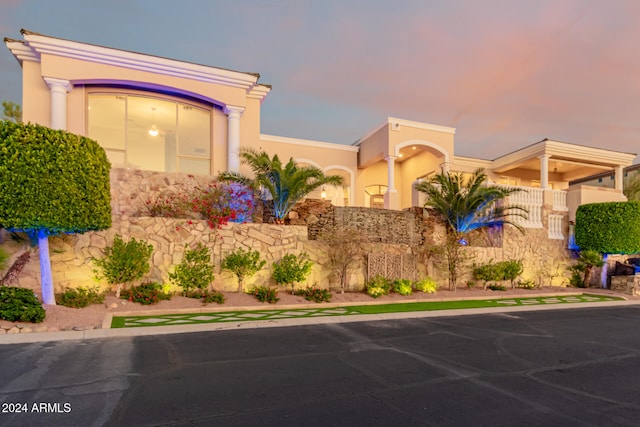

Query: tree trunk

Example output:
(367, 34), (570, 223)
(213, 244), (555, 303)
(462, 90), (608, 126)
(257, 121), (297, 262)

(0, 249), (31, 286)
(37, 230), (55, 305)
(600, 254), (609, 289)
(340, 265), (347, 294)
(583, 266), (593, 288)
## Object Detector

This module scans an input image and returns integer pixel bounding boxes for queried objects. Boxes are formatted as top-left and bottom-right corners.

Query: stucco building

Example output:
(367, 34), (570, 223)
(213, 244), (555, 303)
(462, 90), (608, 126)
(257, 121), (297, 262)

(5, 29), (637, 226)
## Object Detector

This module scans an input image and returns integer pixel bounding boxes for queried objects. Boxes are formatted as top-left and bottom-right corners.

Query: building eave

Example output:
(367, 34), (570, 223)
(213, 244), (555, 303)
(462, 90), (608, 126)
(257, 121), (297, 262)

(492, 139), (637, 173)
(9, 30), (269, 97)
(261, 134), (359, 152)
(353, 117), (456, 146)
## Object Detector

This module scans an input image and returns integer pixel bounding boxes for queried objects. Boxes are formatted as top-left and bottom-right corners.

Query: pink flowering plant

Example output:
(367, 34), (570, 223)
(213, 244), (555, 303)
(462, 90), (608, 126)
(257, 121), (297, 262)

(140, 179), (253, 229)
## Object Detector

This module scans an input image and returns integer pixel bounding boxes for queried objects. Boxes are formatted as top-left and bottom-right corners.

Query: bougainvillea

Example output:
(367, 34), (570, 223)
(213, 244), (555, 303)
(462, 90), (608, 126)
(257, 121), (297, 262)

(141, 179), (253, 229)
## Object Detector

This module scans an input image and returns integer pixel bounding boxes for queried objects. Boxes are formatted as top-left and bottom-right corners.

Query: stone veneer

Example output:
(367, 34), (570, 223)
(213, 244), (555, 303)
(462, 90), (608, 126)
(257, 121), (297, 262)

(611, 275), (640, 295)
(0, 168), (578, 294)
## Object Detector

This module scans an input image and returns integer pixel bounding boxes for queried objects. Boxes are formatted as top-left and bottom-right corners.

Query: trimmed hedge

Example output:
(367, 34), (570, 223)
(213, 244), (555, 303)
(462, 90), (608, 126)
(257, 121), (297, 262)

(0, 286), (45, 323)
(0, 121), (111, 234)
(575, 201), (640, 254)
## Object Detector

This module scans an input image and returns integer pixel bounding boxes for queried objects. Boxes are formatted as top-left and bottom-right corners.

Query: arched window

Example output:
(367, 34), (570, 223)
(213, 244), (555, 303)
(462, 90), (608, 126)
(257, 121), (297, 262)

(365, 185), (388, 208)
(87, 93), (211, 174)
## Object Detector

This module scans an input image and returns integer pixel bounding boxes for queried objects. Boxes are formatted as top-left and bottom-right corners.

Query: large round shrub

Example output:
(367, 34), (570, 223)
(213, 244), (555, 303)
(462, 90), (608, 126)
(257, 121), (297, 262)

(0, 121), (111, 304)
(575, 201), (640, 254)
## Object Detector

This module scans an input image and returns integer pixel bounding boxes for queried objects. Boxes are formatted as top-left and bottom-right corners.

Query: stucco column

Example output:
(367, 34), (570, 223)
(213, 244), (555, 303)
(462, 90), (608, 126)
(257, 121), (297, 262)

(223, 105), (245, 173)
(440, 161), (450, 174)
(43, 77), (72, 130)
(615, 165), (624, 192)
(384, 155), (399, 209)
(538, 154), (551, 189)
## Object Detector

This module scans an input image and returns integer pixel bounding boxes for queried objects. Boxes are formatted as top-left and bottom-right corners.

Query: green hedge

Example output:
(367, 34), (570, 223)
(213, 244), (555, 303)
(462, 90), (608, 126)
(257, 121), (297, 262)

(0, 121), (111, 234)
(575, 201), (640, 254)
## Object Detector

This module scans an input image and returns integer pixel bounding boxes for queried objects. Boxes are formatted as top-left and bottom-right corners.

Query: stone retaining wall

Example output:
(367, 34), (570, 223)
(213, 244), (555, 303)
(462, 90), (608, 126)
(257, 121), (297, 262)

(0, 168), (578, 295)
(611, 275), (640, 295)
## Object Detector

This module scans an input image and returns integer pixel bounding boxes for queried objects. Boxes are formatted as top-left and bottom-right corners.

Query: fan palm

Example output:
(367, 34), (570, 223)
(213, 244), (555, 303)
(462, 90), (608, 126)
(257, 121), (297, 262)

(415, 168), (528, 290)
(218, 148), (343, 224)
(624, 173), (640, 201)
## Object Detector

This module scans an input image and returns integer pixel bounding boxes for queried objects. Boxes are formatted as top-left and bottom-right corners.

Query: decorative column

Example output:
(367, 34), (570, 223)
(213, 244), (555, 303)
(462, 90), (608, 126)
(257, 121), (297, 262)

(43, 77), (72, 130)
(538, 154), (551, 189)
(440, 161), (450, 174)
(223, 105), (245, 173)
(384, 155), (399, 209)
(615, 165), (624, 192)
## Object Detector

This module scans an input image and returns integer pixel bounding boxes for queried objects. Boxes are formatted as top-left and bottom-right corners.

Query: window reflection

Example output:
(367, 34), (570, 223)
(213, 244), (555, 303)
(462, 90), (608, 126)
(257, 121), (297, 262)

(87, 93), (211, 174)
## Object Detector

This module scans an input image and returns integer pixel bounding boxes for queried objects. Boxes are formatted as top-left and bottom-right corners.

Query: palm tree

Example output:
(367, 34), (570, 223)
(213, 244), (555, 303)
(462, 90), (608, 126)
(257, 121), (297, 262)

(415, 168), (527, 290)
(624, 173), (640, 201)
(218, 148), (343, 224)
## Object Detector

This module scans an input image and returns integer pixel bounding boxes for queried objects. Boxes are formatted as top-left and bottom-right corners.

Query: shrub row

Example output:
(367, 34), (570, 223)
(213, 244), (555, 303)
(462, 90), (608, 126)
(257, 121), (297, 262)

(365, 276), (438, 298)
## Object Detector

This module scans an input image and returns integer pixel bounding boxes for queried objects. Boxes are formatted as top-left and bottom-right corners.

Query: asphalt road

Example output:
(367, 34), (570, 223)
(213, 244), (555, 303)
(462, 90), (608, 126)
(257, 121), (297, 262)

(1, 306), (640, 426)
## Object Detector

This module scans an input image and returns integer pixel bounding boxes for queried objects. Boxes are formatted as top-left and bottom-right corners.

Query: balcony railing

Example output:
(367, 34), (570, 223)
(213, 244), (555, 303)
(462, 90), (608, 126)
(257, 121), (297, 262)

(497, 185), (544, 228)
(548, 214), (565, 239)
(552, 190), (568, 211)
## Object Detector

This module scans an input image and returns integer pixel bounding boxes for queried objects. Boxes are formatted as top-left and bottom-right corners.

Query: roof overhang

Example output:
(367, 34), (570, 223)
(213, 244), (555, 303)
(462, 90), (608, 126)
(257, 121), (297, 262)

(4, 30), (271, 102)
(492, 139), (636, 173)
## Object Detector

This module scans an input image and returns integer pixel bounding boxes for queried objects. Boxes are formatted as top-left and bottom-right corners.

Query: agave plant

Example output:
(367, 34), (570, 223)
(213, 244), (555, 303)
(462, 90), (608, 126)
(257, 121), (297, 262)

(218, 148), (343, 224)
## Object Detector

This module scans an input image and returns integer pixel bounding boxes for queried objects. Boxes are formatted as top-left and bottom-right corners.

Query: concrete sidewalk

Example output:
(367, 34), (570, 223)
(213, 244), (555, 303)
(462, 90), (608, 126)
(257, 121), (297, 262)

(1, 295), (638, 345)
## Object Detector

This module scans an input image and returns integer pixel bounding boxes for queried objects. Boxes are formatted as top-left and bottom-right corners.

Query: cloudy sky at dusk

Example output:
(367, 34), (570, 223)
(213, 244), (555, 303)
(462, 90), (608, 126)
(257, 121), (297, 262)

(1, 0), (638, 162)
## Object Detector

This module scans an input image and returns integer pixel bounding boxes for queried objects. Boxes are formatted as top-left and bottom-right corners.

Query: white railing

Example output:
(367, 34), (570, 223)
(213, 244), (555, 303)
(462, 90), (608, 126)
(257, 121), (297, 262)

(497, 184), (544, 206)
(548, 214), (565, 239)
(552, 190), (568, 211)
(496, 185), (543, 228)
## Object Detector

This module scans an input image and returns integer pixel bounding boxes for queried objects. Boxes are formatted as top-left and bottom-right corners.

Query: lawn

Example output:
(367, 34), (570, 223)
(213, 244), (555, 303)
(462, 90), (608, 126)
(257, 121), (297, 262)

(111, 293), (623, 328)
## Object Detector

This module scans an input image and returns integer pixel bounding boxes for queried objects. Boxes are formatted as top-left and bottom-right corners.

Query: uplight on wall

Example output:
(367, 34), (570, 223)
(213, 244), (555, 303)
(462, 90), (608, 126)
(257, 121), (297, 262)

(321, 187), (327, 199)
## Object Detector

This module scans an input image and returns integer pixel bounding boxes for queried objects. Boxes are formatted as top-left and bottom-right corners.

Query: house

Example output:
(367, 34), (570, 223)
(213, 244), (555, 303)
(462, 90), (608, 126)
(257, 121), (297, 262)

(570, 164), (640, 190)
(5, 30), (637, 233)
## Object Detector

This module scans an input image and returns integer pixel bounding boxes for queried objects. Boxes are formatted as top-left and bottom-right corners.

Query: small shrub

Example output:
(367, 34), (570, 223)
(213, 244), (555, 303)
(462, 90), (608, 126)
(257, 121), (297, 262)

(56, 287), (105, 308)
(366, 275), (391, 298)
(474, 259), (523, 290)
(568, 265), (587, 288)
(169, 243), (215, 295)
(474, 260), (502, 290)
(294, 286), (332, 303)
(248, 286), (279, 304)
(0, 286), (45, 323)
(222, 248), (266, 292)
(183, 289), (207, 299)
(120, 282), (171, 305)
(273, 253), (313, 293)
(202, 290), (225, 305)
(393, 279), (413, 296)
(92, 235), (153, 297)
(517, 279), (536, 289)
(487, 284), (507, 291)
(414, 277), (438, 294)
(500, 260), (523, 289)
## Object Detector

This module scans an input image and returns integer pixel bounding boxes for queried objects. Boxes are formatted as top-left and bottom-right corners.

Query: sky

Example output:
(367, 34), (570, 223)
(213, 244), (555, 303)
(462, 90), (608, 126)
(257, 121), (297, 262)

(1, 0), (638, 162)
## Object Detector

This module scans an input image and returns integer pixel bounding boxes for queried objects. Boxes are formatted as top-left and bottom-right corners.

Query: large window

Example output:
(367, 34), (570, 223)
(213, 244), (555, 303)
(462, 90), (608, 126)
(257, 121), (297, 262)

(88, 93), (211, 174)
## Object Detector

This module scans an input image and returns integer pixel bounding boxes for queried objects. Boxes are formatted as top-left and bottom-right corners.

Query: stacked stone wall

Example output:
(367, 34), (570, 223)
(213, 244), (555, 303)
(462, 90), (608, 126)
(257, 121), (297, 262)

(0, 169), (577, 295)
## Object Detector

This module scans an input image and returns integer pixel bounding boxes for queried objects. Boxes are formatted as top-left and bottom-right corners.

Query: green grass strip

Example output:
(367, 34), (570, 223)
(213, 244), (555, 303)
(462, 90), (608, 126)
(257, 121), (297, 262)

(111, 293), (624, 328)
